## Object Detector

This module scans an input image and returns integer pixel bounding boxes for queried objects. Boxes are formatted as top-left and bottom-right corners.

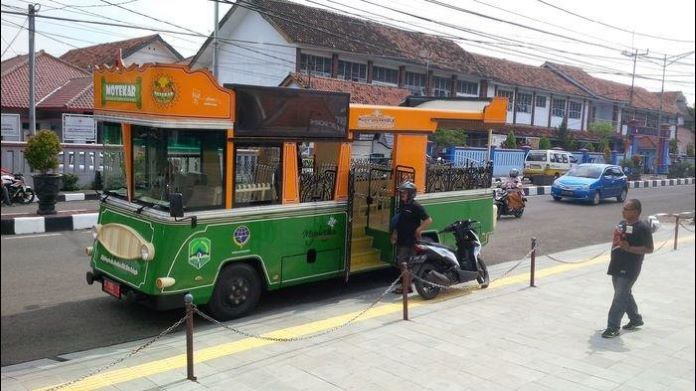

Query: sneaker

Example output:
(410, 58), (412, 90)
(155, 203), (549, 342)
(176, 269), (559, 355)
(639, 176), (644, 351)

(622, 320), (644, 330)
(601, 328), (620, 338)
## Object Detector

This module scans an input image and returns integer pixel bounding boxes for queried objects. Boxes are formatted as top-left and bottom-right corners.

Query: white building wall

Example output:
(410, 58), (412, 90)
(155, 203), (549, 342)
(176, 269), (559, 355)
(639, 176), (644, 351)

(516, 112), (532, 125)
(533, 95), (549, 127)
(195, 9), (296, 86)
(124, 41), (180, 65)
(550, 115), (564, 128)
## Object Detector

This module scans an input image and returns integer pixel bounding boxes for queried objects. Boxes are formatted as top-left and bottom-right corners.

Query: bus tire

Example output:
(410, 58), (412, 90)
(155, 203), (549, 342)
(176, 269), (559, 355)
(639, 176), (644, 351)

(207, 263), (261, 321)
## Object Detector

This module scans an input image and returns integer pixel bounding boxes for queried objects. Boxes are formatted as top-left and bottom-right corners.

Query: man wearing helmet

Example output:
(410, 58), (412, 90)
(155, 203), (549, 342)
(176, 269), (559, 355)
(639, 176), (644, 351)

(390, 180), (432, 294)
(505, 168), (522, 190)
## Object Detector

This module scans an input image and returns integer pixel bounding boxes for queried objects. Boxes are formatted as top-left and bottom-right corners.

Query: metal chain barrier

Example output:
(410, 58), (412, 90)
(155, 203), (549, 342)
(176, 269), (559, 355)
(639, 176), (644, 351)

(194, 274), (404, 342)
(408, 244), (537, 291)
(545, 248), (609, 265)
(45, 315), (188, 391)
(679, 221), (694, 233)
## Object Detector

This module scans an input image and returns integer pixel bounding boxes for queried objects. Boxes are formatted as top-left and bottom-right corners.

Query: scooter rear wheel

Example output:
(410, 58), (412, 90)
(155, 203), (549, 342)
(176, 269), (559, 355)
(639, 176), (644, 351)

(476, 255), (490, 289)
(414, 262), (442, 300)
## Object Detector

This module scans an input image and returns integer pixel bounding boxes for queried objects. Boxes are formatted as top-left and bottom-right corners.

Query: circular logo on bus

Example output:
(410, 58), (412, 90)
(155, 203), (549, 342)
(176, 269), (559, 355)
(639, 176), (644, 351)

(233, 226), (251, 248)
(153, 74), (176, 106)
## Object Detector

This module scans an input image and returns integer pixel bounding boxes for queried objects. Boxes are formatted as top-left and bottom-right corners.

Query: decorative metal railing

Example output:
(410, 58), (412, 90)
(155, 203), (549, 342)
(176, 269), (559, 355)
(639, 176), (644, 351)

(425, 161), (493, 193)
(299, 161), (337, 202)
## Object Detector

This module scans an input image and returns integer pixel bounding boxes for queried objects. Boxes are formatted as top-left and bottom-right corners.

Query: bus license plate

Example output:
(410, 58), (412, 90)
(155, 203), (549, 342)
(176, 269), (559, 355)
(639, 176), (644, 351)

(102, 278), (121, 298)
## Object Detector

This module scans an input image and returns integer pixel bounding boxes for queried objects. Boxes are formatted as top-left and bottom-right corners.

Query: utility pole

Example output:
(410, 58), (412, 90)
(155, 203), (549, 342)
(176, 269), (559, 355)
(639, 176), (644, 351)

(621, 48), (649, 107)
(212, 1), (219, 79)
(28, 3), (40, 136)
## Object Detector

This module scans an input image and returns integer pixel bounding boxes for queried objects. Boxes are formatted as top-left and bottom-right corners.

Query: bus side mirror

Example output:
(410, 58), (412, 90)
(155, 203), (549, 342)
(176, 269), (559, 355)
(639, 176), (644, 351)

(169, 193), (184, 218)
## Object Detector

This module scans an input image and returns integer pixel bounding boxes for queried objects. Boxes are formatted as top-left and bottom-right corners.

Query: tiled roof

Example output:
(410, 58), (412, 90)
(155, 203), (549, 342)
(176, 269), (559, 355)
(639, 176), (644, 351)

(472, 54), (588, 98)
(59, 34), (182, 70)
(37, 77), (93, 110)
(205, 0), (485, 76)
(281, 72), (411, 105)
(495, 124), (604, 142)
(544, 62), (680, 114)
(1, 51), (90, 109)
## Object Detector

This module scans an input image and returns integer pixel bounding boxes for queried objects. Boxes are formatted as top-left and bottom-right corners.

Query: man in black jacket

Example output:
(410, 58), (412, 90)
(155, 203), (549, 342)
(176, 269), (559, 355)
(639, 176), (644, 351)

(602, 199), (654, 338)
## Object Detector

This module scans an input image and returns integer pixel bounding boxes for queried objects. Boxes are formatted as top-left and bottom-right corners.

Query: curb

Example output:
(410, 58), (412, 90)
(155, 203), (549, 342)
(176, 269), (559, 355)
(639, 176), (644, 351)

(31, 192), (101, 203)
(521, 177), (694, 197)
(1, 213), (98, 235)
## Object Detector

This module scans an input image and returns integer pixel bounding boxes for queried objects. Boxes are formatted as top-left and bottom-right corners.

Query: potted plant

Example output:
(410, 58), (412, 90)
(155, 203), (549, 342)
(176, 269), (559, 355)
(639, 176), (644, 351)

(24, 129), (63, 215)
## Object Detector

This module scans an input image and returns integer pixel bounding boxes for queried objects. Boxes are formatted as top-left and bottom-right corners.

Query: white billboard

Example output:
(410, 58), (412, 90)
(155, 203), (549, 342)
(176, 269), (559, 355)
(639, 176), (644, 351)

(63, 114), (96, 142)
(1, 113), (21, 141)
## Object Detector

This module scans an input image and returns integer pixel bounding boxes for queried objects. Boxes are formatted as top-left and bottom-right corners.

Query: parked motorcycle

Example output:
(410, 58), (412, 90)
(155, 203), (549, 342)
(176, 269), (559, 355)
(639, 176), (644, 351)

(494, 185), (526, 219)
(411, 219), (490, 300)
(3, 173), (35, 205)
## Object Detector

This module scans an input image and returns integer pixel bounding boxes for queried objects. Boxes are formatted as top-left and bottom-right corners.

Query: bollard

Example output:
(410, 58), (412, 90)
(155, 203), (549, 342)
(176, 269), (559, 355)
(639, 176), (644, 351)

(674, 215), (680, 250)
(184, 293), (196, 381)
(530, 237), (537, 287)
(400, 262), (410, 321)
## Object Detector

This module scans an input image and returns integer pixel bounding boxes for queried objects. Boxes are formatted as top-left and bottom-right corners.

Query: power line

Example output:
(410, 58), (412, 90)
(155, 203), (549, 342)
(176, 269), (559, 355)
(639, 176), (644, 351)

(536, 0), (695, 44)
(1, 15), (27, 57)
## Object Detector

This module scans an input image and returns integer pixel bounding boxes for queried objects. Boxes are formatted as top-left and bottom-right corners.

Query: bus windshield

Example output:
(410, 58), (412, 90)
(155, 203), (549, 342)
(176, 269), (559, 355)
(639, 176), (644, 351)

(526, 152), (547, 162)
(131, 126), (226, 210)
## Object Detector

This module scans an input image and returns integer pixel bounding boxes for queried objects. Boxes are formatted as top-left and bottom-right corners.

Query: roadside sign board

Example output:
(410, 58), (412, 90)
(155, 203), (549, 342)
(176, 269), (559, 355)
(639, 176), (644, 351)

(63, 114), (96, 142)
(1, 113), (21, 141)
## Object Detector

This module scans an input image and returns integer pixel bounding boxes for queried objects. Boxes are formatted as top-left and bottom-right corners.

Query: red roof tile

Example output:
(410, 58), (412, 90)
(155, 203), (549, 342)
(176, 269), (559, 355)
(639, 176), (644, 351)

(471, 54), (588, 97)
(281, 73), (411, 105)
(59, 34), (182, 70)
(200, 0), (484, 76)
(544, 62), (680, 114)
(37, 77), (93, 110)
(1, 51), (89, 110)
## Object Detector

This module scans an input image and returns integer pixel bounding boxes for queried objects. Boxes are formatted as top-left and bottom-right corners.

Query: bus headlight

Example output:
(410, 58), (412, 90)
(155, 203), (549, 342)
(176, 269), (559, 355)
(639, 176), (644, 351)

(155, 277), (176, 289)
(140, 243), (155, 261)
(85, 246), (93, 256)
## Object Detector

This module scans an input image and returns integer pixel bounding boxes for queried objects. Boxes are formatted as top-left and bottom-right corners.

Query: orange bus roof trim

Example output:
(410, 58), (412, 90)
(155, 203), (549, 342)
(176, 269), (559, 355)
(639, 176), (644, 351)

(93, 63), (235, 121)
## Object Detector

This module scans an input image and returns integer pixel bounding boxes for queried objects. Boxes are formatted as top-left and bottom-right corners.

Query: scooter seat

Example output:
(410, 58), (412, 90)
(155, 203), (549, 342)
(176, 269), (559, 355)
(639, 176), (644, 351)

(417, 239), (455, 252)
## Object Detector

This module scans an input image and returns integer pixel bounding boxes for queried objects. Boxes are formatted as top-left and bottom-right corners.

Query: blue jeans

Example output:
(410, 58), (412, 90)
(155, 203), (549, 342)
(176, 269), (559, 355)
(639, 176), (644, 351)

(607, 275), (642, 330)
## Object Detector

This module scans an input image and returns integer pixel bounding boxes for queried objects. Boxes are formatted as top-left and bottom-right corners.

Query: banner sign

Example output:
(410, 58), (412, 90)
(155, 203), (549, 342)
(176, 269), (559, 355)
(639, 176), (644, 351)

(63, 114), (96, 142)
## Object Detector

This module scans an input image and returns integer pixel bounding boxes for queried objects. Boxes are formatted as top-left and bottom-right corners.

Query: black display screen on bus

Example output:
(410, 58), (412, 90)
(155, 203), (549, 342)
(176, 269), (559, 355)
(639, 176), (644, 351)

(228, 84), (350, 139)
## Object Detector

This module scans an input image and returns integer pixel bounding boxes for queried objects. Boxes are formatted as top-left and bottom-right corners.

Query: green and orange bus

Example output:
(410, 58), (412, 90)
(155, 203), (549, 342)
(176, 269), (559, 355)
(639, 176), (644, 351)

(85, 64), (507, 319)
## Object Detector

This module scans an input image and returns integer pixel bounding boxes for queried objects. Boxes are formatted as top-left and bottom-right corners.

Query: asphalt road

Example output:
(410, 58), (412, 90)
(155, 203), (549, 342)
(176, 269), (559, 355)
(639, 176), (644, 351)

(1, 185), (694, 367)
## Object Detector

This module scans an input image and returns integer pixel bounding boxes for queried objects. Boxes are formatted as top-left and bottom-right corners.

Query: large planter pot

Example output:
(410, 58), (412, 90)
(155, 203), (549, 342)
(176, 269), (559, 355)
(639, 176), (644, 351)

(32, 174), (63, 215)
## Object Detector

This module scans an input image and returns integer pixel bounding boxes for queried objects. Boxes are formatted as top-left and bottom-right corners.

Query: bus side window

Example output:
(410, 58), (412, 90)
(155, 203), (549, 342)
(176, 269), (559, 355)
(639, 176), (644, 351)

(562, 154), (568, 163)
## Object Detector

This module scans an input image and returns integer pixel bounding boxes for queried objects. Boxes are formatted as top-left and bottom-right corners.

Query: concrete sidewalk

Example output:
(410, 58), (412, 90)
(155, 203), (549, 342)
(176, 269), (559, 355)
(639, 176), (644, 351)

(1, 178), (692, 235)
(2, 225), (693, 390)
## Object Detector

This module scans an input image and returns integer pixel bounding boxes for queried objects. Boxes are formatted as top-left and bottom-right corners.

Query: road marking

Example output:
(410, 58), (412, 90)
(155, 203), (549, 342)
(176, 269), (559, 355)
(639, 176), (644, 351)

(3, 233), (62, 240)
(37, 234), (695, 391)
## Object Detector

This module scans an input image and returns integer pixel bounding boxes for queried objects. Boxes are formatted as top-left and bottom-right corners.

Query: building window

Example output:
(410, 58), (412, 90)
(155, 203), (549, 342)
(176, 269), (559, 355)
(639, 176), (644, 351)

(568, 101), (582, 119)
(497, 90), (514, 112)
(552, 99), (566, 117)
(516, 93), (532, 113)
(300, 54), (332, 77)
(535, 96), (547, 108)
(432, 76), (451, 97)
(456, 80), (478, 95)
(337, 60), (367, 82)
(404, 71), (426, 95)
(372, 66), (398, 85)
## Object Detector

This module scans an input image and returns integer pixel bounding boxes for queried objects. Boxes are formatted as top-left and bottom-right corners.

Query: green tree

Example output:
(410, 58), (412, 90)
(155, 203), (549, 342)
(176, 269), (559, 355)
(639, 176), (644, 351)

(669, 139), (679, 154)
(567, 139), (578, 151)
(539, 136), (551, 149)
(687, 105), (694, 130)
(429, 128), (467, 149)
(687, 142), (695, 157)
(555, 120), (570, 149)
(583, 142), (595, 152)
(503, 131), (517, 149)
(589, 121), (614, 140)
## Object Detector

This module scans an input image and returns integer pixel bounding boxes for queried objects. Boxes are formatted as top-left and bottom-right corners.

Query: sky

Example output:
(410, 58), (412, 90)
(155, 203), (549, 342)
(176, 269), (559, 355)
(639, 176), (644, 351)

(1, 0), (694, 105)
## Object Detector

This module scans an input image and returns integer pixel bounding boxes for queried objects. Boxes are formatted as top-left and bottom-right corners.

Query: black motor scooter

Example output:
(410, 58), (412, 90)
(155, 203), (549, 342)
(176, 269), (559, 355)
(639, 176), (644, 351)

(411, 219), (490, 300)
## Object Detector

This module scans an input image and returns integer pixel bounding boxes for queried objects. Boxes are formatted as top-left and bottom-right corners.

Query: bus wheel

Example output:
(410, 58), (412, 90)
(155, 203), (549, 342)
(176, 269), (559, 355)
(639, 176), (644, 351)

(207, 263), (261, 321)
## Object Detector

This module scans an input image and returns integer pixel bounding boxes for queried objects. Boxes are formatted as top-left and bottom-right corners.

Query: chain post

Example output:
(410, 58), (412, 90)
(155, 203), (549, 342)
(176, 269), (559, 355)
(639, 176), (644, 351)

(530, 237), (537, 287)
(674, 214), (680, 250)
(400, 262), (409, 320)
(184, 294), (196, 381)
